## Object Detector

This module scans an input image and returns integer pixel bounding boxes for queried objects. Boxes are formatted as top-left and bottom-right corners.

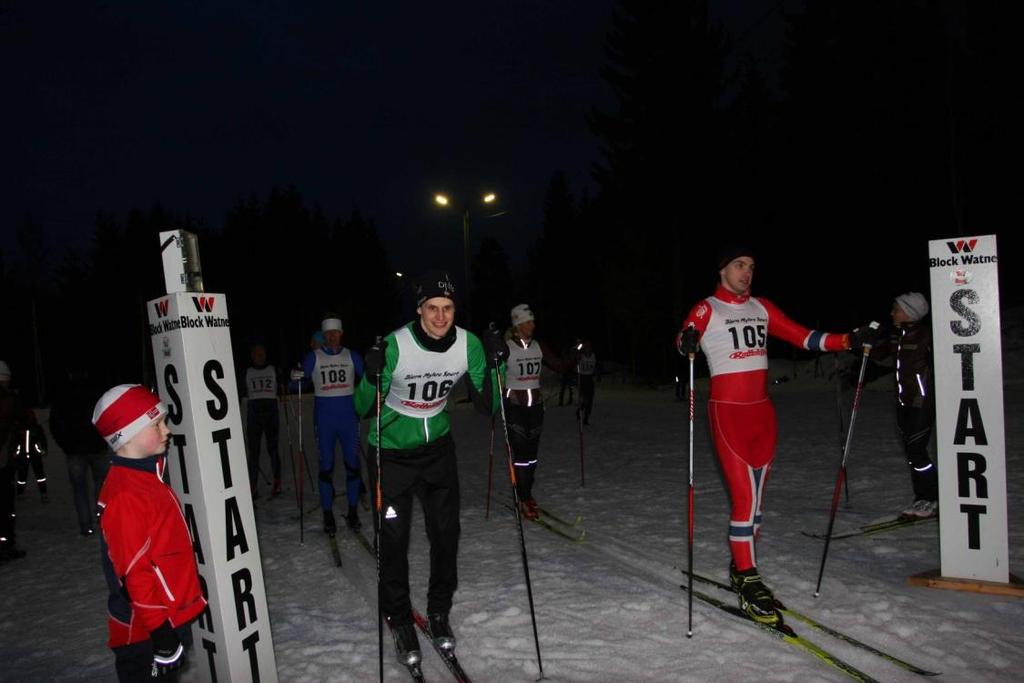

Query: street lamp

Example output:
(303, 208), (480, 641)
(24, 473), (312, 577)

(433, 191), (500, 329)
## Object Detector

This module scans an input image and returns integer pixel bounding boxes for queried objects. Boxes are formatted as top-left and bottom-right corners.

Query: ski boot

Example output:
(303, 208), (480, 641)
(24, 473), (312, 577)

(900, 499), (938, 520)
(520, 499), (539, 520)
(428, 612), (456, 652)
(388, 618), (422, 666)
(730, 563), (781, 626)
(346, 505), (361, 531)
(323, 510), (337, 537)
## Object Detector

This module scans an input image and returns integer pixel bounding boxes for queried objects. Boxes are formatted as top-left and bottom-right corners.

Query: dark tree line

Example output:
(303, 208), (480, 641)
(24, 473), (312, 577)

(1, 0), (1013, 403)
(531, 0), (1014, 380)
(1, 189), (398, 404)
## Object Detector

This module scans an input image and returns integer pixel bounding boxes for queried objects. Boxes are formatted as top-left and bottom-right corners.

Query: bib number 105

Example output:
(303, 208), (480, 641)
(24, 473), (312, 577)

(407, 379), (454, 401)
(728, 324), (766, 349)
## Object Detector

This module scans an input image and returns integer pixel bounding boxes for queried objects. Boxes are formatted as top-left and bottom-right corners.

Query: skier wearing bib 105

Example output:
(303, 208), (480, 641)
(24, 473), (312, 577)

(503, 303), (565, 520)
(676, 246), (870, 626)
(355, 270), (504, 669)
(293, 314), (365, 535)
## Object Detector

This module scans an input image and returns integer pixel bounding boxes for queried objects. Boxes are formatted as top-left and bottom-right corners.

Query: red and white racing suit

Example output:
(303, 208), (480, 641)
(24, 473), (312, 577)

(681, 285), (849, 571)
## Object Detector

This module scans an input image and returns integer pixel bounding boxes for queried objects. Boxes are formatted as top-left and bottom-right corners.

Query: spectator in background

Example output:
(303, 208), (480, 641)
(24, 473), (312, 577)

(50, 368), (110, 536)
(244, 343), (282, 498)
(0, 360), (27, 560)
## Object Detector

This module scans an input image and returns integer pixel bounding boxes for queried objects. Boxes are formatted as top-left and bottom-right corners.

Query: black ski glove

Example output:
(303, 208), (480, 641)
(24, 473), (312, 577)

(677, 326), (700, 355)
(149, 620), (184, 678)
(849, 322), (880, 350)
(483, 325), (508, 368)
(364, 338), (388, 379)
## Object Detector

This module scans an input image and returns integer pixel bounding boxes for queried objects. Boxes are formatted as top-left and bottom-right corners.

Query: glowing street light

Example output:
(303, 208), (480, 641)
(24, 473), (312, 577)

(433, 191), (501, 329)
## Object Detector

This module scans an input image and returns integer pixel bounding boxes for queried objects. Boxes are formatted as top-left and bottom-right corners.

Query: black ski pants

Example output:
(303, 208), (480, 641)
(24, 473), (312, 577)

(506, 401), (544, 502)
(15, 452), (46, 495)
(246, 399), (281, 485)
(0, 463), (15, 543)
(112, 623), (193, 682)
(368, 433), (460, 623)
(897, 404), (937, 501)
(67, 451), (107, 534)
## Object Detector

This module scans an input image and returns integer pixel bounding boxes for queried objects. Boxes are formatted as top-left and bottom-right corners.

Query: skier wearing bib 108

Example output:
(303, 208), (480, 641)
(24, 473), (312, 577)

(355, 270), (504, 668)
(291, 314), (366, 535)
(676, 246), (874, 626)
(503, 304), (565, 520)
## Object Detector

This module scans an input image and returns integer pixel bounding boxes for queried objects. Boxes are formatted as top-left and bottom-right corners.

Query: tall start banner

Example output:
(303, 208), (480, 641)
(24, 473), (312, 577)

(929, 234), (1008, 583)
(147, 291), (278, 681)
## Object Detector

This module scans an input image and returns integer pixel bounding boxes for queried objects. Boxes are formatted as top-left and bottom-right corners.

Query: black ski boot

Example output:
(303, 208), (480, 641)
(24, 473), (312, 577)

(388, 618), (422, 666)
(346, 505), (361, 531)
(730, 563), (781, 626)
(428, 612), (456, 652)
(323, 510), (337, 537)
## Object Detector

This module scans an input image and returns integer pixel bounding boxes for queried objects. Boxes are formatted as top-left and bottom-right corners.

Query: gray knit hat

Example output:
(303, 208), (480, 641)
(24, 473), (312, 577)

(895, 292), (929, 321)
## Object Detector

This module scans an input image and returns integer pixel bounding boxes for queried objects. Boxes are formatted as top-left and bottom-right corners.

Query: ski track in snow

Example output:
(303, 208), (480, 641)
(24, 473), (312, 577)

(2, 367), (1022, 682)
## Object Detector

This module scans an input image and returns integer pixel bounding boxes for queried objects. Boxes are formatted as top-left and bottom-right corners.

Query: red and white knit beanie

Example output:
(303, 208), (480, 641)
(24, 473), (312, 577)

(92, 384), (168, 450)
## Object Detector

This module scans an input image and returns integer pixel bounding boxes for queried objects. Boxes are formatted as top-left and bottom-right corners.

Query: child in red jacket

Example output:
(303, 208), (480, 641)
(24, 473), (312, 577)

(92, 385), (207, 682)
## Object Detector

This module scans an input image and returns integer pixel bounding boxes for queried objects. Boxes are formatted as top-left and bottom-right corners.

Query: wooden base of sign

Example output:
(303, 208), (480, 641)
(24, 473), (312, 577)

(907, 569), (1024, 597)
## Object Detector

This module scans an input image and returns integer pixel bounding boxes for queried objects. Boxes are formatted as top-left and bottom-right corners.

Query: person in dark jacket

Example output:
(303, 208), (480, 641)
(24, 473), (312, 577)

(876, 292), (937, 519)
(50, 369), (110, 536)
(1, 360), (29, 560)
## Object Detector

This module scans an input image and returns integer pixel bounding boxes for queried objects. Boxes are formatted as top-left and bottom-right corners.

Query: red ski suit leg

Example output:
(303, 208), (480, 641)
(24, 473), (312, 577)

(708, 398), (777, 572)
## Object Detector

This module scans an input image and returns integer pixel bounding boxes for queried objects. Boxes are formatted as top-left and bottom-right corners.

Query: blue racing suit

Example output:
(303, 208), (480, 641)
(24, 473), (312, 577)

(299, 346), (365, 512)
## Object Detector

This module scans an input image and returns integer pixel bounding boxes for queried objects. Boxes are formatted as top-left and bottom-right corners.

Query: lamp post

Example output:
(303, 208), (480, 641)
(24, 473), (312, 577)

(434, 192), (498, 330)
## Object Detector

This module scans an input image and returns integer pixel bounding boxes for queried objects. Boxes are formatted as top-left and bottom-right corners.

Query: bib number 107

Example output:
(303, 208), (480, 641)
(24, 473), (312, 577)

(408, 379), (454, 401)
(728, 324), (766, 349)
(517, 361), (540, 376)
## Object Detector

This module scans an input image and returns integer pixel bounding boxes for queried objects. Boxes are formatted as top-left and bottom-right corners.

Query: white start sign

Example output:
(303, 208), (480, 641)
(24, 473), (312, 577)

(148, 291), (278, 681)
(928, 234), (1008, 583)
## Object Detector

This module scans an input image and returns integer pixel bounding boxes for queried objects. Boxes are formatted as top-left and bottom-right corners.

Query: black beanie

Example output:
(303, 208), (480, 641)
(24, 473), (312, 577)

(414, 270), (457, 306)
(717, 244), (755, 270)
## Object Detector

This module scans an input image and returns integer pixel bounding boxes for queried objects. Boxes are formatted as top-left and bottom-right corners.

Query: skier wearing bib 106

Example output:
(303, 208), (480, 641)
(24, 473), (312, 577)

(504, 303), (564, 519)
(676, 246), (871, 626)
(355, 270), (504, 669)
(293, 314), (365, 535)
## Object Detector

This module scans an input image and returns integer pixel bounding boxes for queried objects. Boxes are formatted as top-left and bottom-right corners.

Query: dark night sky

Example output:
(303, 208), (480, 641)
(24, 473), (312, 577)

(2, 1), (805, 279)
(2, 0), (638, 278)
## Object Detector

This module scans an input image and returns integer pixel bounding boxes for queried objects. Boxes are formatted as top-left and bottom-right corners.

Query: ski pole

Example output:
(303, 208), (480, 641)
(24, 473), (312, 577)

(575, 342), (585, 488)
(833, 354), (851, 506)
(373, 337), (384, 683)
(685, 327), (696, 639)
(491, 323), (544, 678)
(814, 322), (879, 597)
(298, 378), (305, 545)
(282, 396), (302, 514)
(485, 415), (495, 519)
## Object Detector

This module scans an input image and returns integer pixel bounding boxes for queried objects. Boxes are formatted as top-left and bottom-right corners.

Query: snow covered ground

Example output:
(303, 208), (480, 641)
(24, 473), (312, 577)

(3, 368), (1022, 682)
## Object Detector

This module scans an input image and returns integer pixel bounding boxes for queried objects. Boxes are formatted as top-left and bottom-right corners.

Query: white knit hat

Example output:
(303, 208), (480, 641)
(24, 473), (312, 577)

(510, 304), (535, 327)
(321, 317), (343, 332)
(92, 384), (168, 451)
(895, 292), (929, 322)
(0, 360), (10, 382)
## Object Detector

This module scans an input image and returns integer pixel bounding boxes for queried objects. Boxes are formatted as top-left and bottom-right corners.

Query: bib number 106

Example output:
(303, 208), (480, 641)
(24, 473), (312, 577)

(407, 379), (454, 401)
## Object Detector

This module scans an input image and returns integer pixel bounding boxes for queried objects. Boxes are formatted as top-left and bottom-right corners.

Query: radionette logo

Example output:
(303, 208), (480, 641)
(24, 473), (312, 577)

(191, 296), (216, 313)
(946, 239), (978, 254)
(153, 299), (170, 318)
